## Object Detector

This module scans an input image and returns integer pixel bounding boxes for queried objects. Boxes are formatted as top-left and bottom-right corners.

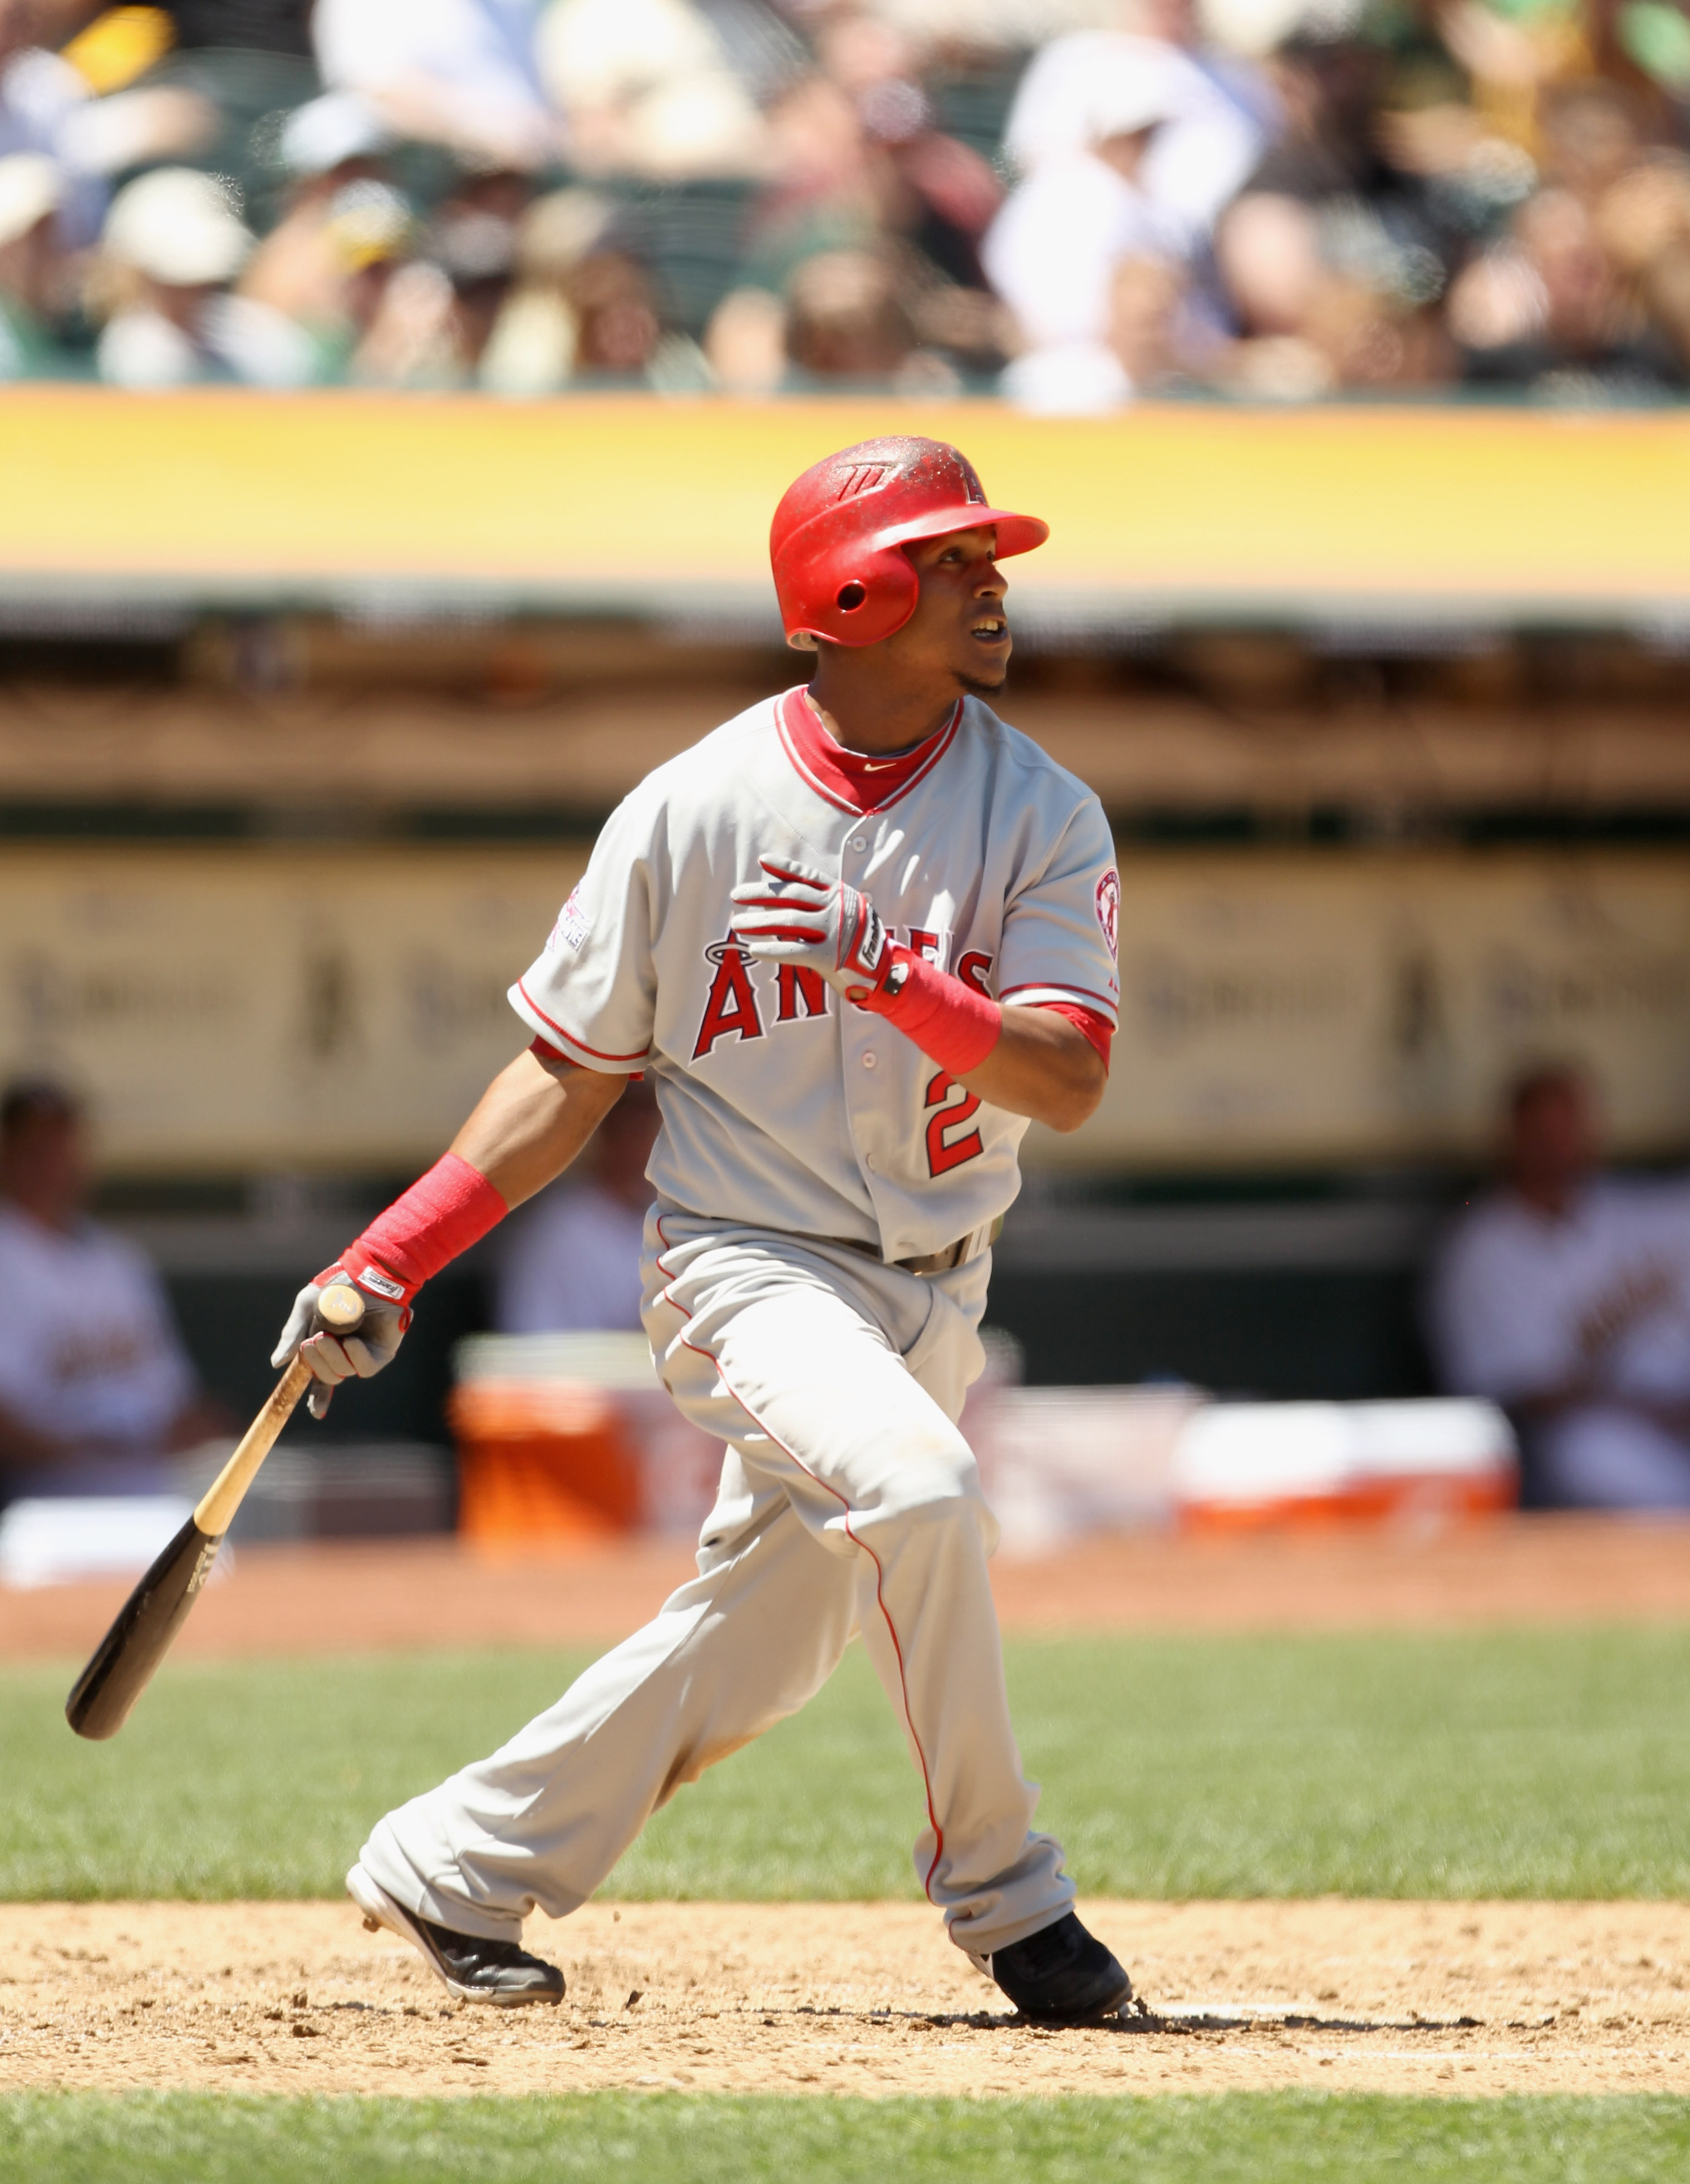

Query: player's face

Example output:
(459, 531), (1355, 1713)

(0, 1112), (91, 1230)
(1513, 1080), (1598, 1189)
(893, 527), (1011, 695)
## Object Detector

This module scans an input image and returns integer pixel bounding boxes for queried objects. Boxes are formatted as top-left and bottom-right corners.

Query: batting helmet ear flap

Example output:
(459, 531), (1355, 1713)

(773, 529), (921, 647)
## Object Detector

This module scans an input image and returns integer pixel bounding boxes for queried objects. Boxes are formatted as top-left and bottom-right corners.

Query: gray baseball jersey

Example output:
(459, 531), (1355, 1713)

(509, 686), (1119, 1263)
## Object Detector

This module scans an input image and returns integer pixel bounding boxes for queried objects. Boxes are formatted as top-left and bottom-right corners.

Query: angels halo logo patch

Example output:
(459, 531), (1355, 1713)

(1094, 868), (1119, 960)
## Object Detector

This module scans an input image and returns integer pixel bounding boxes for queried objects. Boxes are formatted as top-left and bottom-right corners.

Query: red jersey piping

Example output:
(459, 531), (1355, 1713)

(514, 977), (650, 1065)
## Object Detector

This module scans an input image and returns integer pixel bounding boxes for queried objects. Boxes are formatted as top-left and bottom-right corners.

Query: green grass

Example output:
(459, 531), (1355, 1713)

(4, 1629), (1690, 1900)
(3, 2093), (1689, 2183)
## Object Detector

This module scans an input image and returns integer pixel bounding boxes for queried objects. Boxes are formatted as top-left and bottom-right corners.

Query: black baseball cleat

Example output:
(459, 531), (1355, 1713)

(347, 1862), (564, 2006)
(985, 1911), (1133, 2025)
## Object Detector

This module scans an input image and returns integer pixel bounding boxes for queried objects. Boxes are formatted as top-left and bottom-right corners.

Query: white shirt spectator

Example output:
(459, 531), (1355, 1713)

(97, 291), (318, 388)
(998, 338), (1132, 415)
(985, 150), (1179, 352)
(0, 1202), (195, 1459)
(1003, 32), (1263, 249)
(315, 0), (556, 171)
(495, 1181), (647, 1335)
(0, 45), (77, 163)
(1431, 1178), (1690, 1507)
(0, 44), (104, 245)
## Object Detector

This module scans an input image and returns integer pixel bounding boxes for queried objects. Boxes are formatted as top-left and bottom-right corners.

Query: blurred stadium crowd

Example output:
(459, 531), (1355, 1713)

(1, 0), (1689, 406)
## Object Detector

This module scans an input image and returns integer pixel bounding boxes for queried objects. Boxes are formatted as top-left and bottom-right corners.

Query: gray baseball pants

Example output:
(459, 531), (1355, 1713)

(358, 1206), (1074, 1957)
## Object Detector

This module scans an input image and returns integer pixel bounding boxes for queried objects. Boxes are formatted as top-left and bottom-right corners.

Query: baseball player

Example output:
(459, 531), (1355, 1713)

(273, 436), (1132, 2024)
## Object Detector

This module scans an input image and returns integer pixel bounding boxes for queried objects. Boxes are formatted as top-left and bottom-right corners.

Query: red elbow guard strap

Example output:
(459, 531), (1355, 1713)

(857, 947), (1001, 1075)
(323, 1151), (509, 1306)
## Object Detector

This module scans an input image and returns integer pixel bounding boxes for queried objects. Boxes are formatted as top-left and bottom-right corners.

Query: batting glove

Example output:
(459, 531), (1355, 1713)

(728, 857), (900, 1001)
(271, 1269), (409, 1421)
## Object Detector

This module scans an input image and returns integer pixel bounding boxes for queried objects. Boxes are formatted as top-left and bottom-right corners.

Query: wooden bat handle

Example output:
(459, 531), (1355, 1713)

(192, 1285), (366, 1536)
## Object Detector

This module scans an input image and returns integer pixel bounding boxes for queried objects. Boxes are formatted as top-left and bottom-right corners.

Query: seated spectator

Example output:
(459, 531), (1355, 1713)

(707, 17), (1011, 396)
(1450, 180), (1689, 395)
(1594, 152), (1690, 377)
(94, 163), (316, 385)
(784, 242), (919, 380)
(1000, 249), (1193, 412)
(422, 170), (530, 374)
(8, 4), (221, 238)
(495, 1077), (661, 1335)
(708, 233), (980, 393)
(1, 0), (109, 245)
(64, 2), (323, 219)
(262, 175), (419, 381)
(1214, 185), (1456, 395)
(470, 184), (617, 391)
(704, 276), (787, 391)
(1001, 23), (1264, 248)
(814, 7), (1003, 294)
(1445, 81), (1684, 397)
(1, 0), (78, 164)
(340, 169), (700, 392)
(536, 0), (769, 180)
(0, 1079), (228, 1502)
(552, 240), (670, 378)
(1429, 1064), (1690, 1509)
(985, 64), (1191, 362)
(1, 0), (1686, 397)
(314, 0), (559, 175)
(1210, 22), (1462, 397)
(237, 92), (397, 332)
(989, 35), (1252, 412)
(0, 149), (62, 372)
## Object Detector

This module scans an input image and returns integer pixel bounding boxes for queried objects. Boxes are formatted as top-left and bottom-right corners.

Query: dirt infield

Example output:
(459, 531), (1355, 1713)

(5, 1516), (1690, 1662)
(2, 1899), (1687, 2099)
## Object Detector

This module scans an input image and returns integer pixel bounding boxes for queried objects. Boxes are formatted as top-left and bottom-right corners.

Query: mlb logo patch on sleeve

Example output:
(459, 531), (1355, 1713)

(551, 887), (592, 953)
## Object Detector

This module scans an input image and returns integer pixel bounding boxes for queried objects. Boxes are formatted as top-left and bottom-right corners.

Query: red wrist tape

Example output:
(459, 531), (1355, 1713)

(326, 1152), (509, 1306)
(857, 947), (1001, 1075)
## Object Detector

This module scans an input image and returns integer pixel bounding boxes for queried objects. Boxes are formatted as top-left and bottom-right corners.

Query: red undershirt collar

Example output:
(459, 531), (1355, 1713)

(776, 686), (961, 816)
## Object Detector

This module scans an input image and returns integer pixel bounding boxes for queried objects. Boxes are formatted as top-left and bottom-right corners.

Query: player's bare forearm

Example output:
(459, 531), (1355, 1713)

(956, 1008), (1106, 1133)
(449, 1048), (631, 1209)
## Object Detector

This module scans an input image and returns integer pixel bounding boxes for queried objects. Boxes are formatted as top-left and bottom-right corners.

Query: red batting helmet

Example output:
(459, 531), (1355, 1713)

(770, 436), (1048, 648)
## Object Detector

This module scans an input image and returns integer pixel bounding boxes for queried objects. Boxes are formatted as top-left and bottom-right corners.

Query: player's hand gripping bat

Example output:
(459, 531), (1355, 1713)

(63, 1284), (366, 1740)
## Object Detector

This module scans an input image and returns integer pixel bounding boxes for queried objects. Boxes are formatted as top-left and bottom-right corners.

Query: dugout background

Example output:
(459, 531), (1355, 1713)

(3, 393), (1688, 1434)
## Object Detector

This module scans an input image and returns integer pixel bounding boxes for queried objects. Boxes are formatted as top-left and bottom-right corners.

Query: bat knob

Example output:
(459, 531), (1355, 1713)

(317, 1283), (367, 1334)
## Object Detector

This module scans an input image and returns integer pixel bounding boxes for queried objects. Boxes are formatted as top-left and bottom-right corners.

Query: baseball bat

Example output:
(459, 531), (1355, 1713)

(64, 1285), (366, 1740)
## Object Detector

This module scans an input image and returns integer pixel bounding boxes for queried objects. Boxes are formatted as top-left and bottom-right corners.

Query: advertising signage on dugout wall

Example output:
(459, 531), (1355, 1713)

(0, 391), (1686, 628)
(2, 847), (1687, 1172)
(1067, 853), (1690, 1168)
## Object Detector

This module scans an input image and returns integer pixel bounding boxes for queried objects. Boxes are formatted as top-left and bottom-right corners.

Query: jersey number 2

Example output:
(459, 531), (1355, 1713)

(923, 1070), (984, 1177)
